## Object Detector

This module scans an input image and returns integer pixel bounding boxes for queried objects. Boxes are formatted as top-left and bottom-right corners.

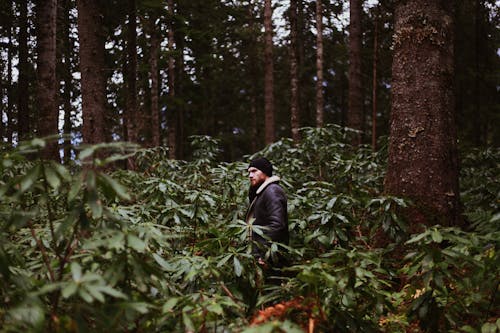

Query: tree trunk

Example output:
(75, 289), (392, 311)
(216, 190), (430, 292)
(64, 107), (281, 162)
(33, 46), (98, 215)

(245, 1), (260, 151)
(126, 0), (138, 146)
(36, 0), (59, 159)
(7, 11), (14, 144)
(77, 0), (106, 145)
(264, 0), (275, 144)
(289, 0), (300, 142)
(315, 0), (324, 128)
(58, 0), (73, 163)
(348, 0), (363, 145)
(18, 0), (30, 141)
(371, 7), (378, 151)
(384, 0), (461, 227)
(167, 0), (177, 159)
(148, 14), (160, 148)
(0, 50), (3, 140)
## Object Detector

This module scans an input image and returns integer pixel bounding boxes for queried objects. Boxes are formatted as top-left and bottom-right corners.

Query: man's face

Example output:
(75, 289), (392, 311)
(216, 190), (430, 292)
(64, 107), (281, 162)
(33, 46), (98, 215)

(248, 167), (268, 187)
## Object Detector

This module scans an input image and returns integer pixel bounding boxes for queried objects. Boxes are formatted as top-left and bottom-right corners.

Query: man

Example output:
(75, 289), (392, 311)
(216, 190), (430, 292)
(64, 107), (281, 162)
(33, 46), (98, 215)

(245, 157), (289, 270)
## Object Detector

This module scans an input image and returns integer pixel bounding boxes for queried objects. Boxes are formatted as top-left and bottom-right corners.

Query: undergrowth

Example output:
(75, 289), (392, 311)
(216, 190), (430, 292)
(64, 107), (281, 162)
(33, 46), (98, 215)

(0, 125), (498, 332)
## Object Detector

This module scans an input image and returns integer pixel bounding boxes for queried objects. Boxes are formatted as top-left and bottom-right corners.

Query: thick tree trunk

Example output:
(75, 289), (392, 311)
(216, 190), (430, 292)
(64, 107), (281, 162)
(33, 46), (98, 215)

(167, 0), (177, 159)
(348, 0), (363, 145)
(384, 0), (461, 227)
(36, 0), (59, 159)
(289, 0), (300, 141)
(77, 0), (106, 144)
(148, 14), (160, 148)
(18, 0), (30, 141)
(315, 0), (324, 128)
(263, 0), (275, 144)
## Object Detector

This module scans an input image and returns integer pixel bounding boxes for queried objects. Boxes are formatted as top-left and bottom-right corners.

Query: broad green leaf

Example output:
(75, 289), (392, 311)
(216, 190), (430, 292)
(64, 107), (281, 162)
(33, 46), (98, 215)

(481, 322), (497, 333)
(71, 262), (82, 281)
(153, 253), (170, 270)
(86, 285), (105, 303)
(51, 161), (71, 181)
(79, 146), (95, 160)
(78, 288), (94, 303)
(233, 256), (243, 277)
(207, 302), (223, 315)
(68, 174), (83, 203)
(19, 165), (41, 193)
(431, 229), (443, 243)
(127, 234), (146, 252)
(327, 196), (338, 210)
(162, 298), (179, 313)
(62, 282), (78, 298)
(96, 286), (127, 299)
(182, 310), (195, 332)
(43, 164), (60, 189)
(98, 173), (131, 201)
(217, 254), (232, 267)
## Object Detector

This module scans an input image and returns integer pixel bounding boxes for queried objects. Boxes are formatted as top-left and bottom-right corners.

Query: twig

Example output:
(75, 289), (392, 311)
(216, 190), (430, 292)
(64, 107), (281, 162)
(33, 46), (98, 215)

(28, 221), (56, 282)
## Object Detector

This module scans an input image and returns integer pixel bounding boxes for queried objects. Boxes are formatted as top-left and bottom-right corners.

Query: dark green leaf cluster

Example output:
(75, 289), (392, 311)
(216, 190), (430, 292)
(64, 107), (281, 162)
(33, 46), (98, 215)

(0, 131), (498, 332)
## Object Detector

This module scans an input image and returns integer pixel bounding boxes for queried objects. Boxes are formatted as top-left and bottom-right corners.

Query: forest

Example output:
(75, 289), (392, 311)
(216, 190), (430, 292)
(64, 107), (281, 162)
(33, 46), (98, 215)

(0, 0), (499, 332)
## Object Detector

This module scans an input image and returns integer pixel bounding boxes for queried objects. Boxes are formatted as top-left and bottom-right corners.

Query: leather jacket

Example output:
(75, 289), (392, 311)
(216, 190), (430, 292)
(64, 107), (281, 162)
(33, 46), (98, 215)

(246, 176), (289, 265)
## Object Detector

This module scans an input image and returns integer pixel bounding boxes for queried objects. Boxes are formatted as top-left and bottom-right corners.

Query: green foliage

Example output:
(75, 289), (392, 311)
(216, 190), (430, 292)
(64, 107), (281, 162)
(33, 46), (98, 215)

(1, 131), (498, 332)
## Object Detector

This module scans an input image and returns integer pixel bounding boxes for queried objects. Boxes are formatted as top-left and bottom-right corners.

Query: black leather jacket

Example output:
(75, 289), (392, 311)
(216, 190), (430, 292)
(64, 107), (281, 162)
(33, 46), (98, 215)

(246, 176), (289, 265)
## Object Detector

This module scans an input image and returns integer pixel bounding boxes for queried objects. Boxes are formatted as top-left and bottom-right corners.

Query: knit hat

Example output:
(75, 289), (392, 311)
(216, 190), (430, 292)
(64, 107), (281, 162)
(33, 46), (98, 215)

(248, 157), (273, 177)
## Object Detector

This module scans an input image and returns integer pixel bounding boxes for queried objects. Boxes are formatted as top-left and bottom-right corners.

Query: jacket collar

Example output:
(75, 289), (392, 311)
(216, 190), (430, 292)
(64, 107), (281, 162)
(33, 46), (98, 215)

(256, 176), (280, 195)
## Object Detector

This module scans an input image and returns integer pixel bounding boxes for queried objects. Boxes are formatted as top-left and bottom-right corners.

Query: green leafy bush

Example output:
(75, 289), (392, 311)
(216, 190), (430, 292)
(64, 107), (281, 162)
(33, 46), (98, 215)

(0, 129), (498, 332)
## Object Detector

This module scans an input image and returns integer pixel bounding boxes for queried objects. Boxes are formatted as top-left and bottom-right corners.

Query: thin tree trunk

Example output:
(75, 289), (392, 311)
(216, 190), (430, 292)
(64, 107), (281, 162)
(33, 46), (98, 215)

(18, 0), (30, 141)
(246, 0), (259, 151)
(7, 13), (14, 145)
(297, 0), (306, 126)
(58, 0), (73, 163)
(0, 50), (3, 140)
(167, 0), (177, 159)
(77, 0), (106, 145)
(264, 0), (275, 144)
(148, 14), (160, 148)
(371, 7), (378, 151)
(348, 0), (363, 145)
(289, 0), (300, 142)
(315, 0), (324, 128)
(126, 0), (137, 145)
(385, 0), (461, 228)
(36, 0), (59, 159)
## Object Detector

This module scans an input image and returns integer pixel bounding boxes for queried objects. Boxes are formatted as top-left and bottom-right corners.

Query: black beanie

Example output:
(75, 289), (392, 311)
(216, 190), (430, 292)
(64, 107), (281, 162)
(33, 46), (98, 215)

(248, 157), (273, 177)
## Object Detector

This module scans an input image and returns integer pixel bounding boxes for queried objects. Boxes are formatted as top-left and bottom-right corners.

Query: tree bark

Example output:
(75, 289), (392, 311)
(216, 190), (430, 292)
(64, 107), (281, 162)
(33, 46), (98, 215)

(289, 0), (300, 141)
(315, 0), (324, 128)
(167, 0), (177, 159)
(7, 10), (14, 144)
(76, 0), (106, 145)
(18, 0), (30, 141)
(348, 0), (363, 145)
(58, 0), (73, 163)
(0, 48), (3, 140)
(384, 0), (461, 227)
(125, 0), (138, 147)
(264, 0), (275, 144)
(148, 14), (160, 148)
(371, 7), (378, 151)
(36, 0), (59, 159)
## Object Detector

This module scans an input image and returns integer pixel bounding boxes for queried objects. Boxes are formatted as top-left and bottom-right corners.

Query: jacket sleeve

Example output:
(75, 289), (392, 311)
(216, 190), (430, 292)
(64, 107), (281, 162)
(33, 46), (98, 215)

(261, 184), (288, 242)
